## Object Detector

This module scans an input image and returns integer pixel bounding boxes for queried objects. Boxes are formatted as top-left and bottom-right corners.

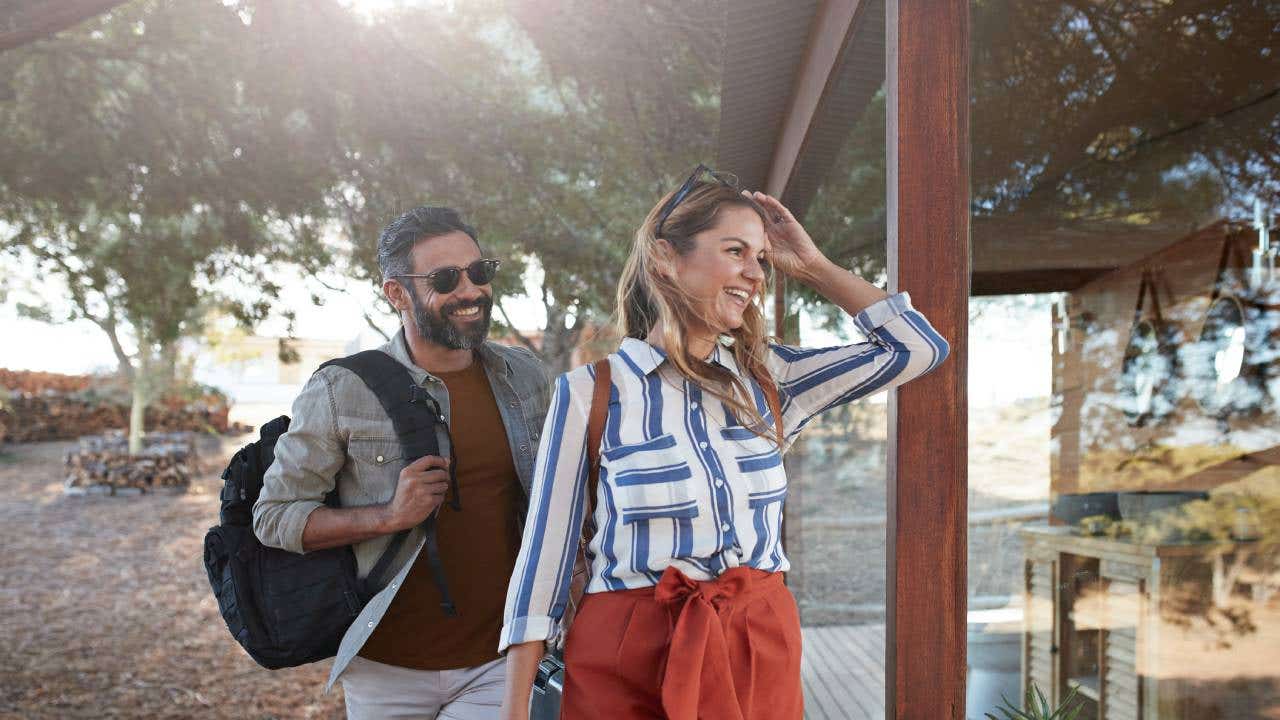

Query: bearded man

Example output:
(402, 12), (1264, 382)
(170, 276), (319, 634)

(253, 206), (551, 719)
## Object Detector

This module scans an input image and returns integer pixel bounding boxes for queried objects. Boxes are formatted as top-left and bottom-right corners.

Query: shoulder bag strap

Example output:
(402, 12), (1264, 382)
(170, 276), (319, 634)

(584, 358), (612, 537)
(321, 350), (458, 614)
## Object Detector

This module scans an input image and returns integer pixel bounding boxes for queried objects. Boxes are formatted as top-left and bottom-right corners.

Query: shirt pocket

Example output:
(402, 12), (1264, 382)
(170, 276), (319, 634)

(346, 437), (403, 505)
(603, 434), (700, 523)
(721, 429), (788, 509)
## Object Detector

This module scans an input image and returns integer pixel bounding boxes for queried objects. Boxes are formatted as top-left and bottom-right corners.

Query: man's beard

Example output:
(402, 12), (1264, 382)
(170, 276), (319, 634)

(406, 286), (493, 350)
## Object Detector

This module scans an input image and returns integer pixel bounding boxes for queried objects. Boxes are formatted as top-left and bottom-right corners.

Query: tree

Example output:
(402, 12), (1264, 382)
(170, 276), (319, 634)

(0, 0), (338, 451)
(316, 0), (727, 373)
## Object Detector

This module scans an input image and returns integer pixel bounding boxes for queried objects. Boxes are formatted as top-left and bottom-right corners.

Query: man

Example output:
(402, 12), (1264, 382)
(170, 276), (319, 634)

(253, 206), (551, 718)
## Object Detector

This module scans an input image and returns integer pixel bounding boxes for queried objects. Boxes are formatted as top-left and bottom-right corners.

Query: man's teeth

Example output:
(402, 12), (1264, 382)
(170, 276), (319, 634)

(452, 307), (481, 316)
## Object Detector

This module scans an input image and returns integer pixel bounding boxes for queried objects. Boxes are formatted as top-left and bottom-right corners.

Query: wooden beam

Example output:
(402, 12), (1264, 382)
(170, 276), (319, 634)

(764, 0), (869, 198)
(0, 1), (128, 53)
(767, 0), (868, 341)
(971, 268), (1110, 295)
(886, 0), (969, 718)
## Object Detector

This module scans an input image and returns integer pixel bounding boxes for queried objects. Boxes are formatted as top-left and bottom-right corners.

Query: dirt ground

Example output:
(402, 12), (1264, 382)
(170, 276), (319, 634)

(0, 437), (346, 720)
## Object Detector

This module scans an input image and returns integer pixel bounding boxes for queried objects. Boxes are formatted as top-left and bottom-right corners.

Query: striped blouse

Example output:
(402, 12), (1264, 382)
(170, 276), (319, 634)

(499, 292), (948, 652)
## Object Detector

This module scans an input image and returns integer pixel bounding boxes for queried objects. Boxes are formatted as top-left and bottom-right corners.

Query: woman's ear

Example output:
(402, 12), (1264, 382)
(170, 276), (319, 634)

(653, 238), (679, 279)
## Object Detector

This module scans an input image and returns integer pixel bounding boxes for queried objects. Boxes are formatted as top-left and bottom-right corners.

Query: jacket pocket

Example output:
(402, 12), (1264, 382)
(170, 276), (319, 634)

(346, 438), (403, 505)
(603, 434), (699, 522)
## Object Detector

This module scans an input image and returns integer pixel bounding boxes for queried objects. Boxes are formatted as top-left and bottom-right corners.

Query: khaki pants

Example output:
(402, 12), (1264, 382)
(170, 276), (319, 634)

(341, 655), (506, 720)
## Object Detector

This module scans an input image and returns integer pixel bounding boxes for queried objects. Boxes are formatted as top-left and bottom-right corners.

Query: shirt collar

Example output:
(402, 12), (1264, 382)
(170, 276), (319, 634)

(617, 336), (745, 379)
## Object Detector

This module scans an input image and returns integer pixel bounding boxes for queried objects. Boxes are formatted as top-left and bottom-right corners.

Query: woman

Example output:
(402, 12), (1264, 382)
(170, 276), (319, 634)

(499, 167), (949, 719)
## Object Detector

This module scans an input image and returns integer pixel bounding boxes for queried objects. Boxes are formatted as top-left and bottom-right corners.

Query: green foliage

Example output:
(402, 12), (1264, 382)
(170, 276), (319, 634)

(986, 684), (1082, 720)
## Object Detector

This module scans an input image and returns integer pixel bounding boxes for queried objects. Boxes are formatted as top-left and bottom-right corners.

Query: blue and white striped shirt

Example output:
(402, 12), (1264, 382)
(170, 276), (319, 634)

(499, 292), (948, 652)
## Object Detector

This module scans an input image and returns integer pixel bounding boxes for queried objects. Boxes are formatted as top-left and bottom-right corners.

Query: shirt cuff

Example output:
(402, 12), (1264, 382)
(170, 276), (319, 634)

(498, 615), (558, 655)
(852, 292), (914, 336)
(279, 499), (325, 555)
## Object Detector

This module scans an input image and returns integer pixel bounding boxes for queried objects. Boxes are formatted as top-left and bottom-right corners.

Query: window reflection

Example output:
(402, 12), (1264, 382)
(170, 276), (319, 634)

(972, 0), (1279, 718)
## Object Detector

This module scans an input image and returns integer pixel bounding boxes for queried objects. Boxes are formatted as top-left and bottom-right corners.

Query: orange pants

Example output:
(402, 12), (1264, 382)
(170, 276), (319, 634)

(561, 566), (804, 720)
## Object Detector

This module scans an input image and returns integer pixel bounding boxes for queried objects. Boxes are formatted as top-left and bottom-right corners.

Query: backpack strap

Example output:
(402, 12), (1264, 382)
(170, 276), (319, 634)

(322, 350), (458, 616)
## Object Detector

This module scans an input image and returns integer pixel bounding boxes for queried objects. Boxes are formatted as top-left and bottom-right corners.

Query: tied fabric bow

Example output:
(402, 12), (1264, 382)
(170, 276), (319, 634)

(654, 565), (754, 720)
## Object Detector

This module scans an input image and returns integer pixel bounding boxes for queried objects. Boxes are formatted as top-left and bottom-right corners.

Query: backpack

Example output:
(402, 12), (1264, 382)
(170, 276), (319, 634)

(202, 350), (458, 669)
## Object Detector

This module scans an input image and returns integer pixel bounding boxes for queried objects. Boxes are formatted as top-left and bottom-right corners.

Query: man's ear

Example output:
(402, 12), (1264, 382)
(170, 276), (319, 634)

(383, 278), (409, 314)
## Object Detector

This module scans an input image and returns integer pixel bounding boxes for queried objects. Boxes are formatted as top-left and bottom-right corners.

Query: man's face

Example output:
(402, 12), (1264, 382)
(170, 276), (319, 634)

(394, 231), (493, 350)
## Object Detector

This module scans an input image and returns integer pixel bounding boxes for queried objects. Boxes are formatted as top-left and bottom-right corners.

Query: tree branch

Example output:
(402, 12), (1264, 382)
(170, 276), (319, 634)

(494, 298), (540, 353)
(0, 0), (129, 53)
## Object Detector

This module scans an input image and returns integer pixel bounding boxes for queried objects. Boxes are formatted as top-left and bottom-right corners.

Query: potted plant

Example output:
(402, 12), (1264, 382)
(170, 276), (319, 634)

(985, 684), (1082, 720)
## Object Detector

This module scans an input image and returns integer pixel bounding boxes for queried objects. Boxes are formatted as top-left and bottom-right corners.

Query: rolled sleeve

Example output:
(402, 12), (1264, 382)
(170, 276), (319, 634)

(252, 369), (346, 555)
(767, 291), (950, 439)
(499, 368), (593, 654)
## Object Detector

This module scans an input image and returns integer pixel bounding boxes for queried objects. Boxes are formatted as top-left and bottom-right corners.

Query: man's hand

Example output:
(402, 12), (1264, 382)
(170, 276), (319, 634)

(381, 455), (451, 532)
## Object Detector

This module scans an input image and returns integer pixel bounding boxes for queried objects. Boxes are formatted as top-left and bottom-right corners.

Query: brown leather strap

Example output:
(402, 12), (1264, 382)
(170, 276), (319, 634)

(585, 358), (611, 522)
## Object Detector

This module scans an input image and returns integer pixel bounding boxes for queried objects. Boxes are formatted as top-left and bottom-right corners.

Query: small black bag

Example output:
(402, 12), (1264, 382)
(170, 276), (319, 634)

(203, 350), (456, 670)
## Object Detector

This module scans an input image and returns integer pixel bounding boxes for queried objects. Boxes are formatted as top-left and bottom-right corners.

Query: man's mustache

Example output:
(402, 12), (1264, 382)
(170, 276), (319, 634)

(439, 297), (493, 317)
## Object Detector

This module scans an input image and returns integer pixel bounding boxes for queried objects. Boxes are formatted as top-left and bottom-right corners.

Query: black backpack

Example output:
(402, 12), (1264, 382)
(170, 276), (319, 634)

(202, 350), (460, 669)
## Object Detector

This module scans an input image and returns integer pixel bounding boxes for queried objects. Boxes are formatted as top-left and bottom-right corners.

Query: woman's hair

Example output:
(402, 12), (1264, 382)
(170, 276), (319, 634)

(614, 181), (782, 445)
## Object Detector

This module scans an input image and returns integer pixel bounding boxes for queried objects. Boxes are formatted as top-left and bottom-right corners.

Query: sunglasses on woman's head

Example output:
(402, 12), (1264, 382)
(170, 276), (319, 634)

(395, 258), (501, 294)
(655, 163), (743, 238)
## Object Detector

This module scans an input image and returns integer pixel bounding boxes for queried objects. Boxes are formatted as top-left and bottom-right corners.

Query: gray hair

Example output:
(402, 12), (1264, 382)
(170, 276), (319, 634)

(376, 206), (479, 280)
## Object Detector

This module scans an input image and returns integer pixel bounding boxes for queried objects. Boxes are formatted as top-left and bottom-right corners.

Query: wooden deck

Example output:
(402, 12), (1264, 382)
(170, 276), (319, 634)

(801, 624), (886, 720)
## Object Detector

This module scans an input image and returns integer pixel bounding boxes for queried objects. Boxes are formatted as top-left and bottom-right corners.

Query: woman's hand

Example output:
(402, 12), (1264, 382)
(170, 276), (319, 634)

(749, 191), (827, 282)
(500, 641), (544, 720)
(750, 191), (889, 314)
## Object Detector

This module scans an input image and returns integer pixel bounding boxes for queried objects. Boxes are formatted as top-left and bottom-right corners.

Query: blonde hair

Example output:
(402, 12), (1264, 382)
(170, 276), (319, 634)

(614, 181), (782, 445)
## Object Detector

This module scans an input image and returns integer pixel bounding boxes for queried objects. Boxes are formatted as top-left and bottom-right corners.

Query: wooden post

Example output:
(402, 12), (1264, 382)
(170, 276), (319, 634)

(885, 0), (970, 717)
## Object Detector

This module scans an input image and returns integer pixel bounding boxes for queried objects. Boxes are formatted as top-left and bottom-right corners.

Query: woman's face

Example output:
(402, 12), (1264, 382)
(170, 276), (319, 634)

(668, 204), (769, 336)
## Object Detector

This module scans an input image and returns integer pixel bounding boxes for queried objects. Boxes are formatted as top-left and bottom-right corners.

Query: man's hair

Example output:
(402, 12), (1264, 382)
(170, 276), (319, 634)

(377, 206), (479, 280)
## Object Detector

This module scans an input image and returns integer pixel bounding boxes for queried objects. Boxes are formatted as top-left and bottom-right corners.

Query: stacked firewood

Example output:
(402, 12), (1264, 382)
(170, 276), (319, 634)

(0, 368), (237, 442)
(0, 369), (95, 394)
(64, 431), (197, 494)
(0, 394), (234, 443)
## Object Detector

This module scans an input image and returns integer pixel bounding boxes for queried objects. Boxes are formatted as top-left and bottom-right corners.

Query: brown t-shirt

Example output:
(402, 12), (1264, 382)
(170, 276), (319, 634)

(358, 356), (522, 670)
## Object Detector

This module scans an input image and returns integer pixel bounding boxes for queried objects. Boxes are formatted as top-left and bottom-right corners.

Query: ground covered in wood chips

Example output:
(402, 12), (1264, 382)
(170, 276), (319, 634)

(0, 438), (345, 720)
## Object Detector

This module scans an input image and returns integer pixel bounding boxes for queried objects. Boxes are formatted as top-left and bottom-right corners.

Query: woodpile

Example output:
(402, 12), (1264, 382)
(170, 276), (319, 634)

(0, 368), (239, 443)
(64, 431), (197, 495)
(0, 368), (95, 394)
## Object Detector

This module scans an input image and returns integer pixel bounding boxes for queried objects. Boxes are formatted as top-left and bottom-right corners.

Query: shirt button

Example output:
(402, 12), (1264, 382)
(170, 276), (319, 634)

(376, 455), (384, 463)
(721, 523), (731, 532)
(699, 441), (708, 449)
(715, 479), (724, 488)
(690, 402), (699, 410)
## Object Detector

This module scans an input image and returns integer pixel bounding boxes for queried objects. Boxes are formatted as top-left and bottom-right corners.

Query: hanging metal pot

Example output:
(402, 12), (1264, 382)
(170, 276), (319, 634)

(1120, 269), (1181, 426)
(1185, 229), (1279, 418)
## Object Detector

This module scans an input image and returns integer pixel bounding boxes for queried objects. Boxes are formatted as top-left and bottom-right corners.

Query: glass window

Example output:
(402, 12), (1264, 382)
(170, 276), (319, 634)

(970, 2), (1280, 718)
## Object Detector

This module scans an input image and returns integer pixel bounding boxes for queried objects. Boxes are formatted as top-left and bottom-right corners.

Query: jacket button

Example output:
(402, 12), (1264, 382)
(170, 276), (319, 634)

(376, 455), (384, 463)
(519, 445), (529, 453)
(531, 431), (540, 441)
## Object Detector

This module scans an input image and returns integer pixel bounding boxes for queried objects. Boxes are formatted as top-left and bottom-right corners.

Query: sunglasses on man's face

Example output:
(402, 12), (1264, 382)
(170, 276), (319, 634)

(655, 163), (743, 238)
(395, 258), (500, 294)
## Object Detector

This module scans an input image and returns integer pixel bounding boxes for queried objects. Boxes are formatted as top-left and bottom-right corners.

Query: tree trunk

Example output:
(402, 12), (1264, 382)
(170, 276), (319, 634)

(540, 301), (585, 374)
(128, 375), (146, 455)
